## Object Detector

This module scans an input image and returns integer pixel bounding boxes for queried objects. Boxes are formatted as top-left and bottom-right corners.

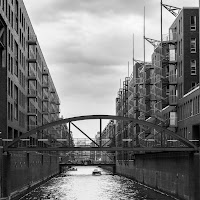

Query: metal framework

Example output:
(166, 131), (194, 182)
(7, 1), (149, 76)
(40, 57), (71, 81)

(162, 3), (181, 17)
(4, 115), (198, 152)
(145, 37), (160, 48)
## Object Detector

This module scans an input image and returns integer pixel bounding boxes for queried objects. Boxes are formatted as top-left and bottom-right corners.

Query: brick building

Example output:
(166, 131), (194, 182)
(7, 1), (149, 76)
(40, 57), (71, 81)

(0, 0), (69, 148)
(115, 7), (200, 156)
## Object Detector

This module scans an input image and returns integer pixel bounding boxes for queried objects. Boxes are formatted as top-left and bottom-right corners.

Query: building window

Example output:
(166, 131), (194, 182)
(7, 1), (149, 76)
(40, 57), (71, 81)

(180, 61), (183, 77)
(191, 82), (197, 88)
(14, 41), (18, 76)
(191, 16), (196, 31)
(191, 38), (196, 53)
(180, 39), (182, 55)
(11, 11), (13, 28)
(191, 59), (196, 75)
(14, 85), (18, 120)
(8, 78), (10, 96)
(8, 102), (11, 120)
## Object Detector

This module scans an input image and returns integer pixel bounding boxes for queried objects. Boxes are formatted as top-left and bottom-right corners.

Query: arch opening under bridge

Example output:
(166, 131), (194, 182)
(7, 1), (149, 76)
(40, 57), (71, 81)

(4, 115), (198, 152)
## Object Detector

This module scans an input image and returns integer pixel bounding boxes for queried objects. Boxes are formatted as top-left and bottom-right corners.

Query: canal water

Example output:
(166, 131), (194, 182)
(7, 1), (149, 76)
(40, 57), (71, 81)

(20, 166), (178, 200)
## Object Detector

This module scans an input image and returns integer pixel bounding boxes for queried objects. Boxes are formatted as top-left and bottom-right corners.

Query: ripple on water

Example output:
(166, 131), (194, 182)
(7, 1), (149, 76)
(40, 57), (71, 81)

(20, 167), (176, 200)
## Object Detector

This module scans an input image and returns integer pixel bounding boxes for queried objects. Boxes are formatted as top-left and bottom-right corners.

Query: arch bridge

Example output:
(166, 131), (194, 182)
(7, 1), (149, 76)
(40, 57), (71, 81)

(3, 115), (198, 153)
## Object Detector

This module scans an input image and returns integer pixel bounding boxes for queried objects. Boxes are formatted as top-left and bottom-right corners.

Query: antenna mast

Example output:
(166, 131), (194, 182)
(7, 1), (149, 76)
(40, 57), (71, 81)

(143, 6), (145, 68)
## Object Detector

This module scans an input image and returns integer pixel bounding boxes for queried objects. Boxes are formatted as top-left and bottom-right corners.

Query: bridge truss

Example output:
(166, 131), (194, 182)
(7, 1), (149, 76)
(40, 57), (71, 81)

(3, 115), (198, 153)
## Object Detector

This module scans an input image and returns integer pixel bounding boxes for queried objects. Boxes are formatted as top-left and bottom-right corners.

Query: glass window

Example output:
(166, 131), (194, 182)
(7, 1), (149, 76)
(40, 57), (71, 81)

(191, 16), (196, 31)
(191, 59), (196, 75)
(191, 38), (196, 53)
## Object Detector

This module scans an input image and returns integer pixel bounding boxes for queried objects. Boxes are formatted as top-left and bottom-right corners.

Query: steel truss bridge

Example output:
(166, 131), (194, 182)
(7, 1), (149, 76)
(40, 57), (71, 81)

(3, 115), (198, 153)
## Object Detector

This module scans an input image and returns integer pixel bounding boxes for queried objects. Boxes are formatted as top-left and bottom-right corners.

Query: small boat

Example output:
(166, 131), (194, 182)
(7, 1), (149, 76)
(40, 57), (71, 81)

(92, 169), (102, 176)
(68, 167), (77, 171)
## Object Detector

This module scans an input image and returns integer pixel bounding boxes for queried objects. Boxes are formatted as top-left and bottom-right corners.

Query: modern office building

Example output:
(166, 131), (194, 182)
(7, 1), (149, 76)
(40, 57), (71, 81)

(0, 0), (69, 148)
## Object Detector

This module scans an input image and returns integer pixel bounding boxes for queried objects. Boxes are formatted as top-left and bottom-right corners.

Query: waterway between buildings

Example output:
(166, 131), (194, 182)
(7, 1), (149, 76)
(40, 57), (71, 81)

(19, 166), (179, 200)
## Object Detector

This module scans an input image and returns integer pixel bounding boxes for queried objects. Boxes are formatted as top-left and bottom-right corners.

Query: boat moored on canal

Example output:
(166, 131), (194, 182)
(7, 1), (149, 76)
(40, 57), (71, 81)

(92, 169), (102, 176)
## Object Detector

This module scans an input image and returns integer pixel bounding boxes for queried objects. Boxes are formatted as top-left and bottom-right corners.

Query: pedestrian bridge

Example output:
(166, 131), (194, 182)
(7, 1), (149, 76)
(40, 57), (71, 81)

(3, 115), (198, 153)
(59, 163), (115, 167)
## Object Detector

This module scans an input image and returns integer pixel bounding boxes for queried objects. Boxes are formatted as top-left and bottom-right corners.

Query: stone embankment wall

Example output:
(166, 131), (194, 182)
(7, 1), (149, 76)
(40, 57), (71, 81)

(116, 152), (200, 200)
(1, 150), (59, 200)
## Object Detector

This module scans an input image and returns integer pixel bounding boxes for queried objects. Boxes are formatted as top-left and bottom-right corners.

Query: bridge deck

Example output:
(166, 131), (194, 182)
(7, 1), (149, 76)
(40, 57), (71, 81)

(4, 147), (197, 152)
(59, 163), (115, 166)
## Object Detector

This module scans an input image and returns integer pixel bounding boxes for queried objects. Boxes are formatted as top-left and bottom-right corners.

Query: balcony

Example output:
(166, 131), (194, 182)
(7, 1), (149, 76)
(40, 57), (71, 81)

(169, 74), (177, 85)
(42, 109), (49, 115)
(28, 88), (37, 98)
(42, 81), (49, 88)
(169, 51), (177, 63)
(169, 31), (177, 43)
(27, 57), (37, 64)
(42, 68), (49, 75)
(42, 96), (49, 102)
(28, 71), (37, 80)
(28, 106), (37, 116)
(27, 34), (37, 45)
(28, 125), (37, 131)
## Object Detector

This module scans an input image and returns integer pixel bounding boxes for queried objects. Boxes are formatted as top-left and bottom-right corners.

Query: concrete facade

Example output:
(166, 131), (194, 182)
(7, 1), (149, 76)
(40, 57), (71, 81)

(0, 148), (59, 199)
(116, 152), (200, 200)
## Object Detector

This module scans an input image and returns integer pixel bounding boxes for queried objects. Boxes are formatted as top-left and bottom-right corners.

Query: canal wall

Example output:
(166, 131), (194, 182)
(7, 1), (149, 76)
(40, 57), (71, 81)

(116, 152), (200, 200)
(0, 149), (59, 200)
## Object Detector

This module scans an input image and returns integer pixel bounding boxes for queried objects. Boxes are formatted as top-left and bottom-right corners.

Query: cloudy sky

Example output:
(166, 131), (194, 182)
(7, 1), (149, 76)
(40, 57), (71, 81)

(23, 0), (198, 138)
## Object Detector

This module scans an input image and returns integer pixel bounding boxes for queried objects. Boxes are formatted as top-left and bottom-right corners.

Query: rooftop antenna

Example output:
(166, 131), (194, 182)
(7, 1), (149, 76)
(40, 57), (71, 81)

(161, 0), (163, 67)
(128, 61), (129, 77)
(143, 6), (146, 69)
(162, 3), (181, 17)
(133, 33), (134, 69)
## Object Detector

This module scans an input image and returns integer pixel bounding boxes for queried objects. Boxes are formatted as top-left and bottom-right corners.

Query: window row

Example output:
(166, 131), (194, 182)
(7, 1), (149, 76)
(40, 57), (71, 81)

(8, 99), (18, 122)
(178, 94), (200, 121)
(19, 28), (26, 51)
(0, 0), (14, 28)
(19, 89), (25, 109)
(8, 29), (14, 51)
(19, 110), (25, 128)
(177, 15), (197, 35)
(19, 69), (25, 89)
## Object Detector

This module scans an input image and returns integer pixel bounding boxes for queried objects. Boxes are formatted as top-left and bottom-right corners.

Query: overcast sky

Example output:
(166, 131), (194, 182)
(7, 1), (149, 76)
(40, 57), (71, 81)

(23, 0), (198, 138)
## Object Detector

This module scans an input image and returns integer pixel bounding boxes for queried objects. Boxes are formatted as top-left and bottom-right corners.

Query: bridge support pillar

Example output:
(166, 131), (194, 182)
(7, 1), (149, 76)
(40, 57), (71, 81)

(0, 146), (2, 198)
(189, 153), (200, 200)
(113, 165), (116, 175)
(0, 146), (9, 199)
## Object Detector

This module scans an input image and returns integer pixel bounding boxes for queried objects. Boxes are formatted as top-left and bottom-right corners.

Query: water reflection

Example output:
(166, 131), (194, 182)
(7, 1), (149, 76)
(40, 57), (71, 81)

(20, 166), (177, 200)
